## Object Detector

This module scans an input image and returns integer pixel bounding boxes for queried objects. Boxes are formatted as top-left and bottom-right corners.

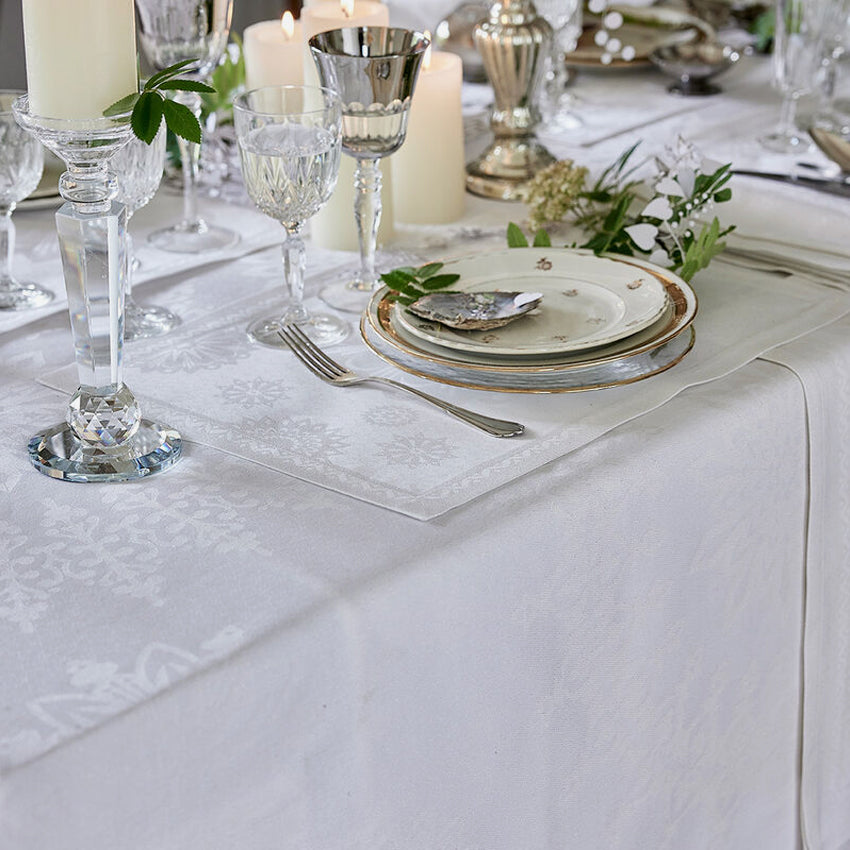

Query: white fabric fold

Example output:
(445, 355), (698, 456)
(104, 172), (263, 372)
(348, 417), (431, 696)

(761, 319), (850, 850)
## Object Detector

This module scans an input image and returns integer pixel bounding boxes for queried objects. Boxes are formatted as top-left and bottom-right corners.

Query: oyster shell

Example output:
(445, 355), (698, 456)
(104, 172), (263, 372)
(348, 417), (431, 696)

(407, 291), (543, 331)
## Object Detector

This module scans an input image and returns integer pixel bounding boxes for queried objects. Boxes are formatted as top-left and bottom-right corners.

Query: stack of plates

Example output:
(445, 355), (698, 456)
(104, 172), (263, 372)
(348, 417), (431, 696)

(360, 248), (697, 393)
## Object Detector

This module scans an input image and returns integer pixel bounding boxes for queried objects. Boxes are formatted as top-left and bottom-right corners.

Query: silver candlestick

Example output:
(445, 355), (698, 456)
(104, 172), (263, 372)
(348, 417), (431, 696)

(466, 0), (557, 200)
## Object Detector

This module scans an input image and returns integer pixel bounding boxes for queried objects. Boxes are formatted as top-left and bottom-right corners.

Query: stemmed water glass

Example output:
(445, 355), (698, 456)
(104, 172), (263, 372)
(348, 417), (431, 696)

(233, 85), (349, 347)
(535, 0), (583, 132)
(112, 129), (181, 341)
(310, 27), (430, 313)
(135, 0), (239, 253)
(760, 0), (834, 152)
(0, 91), (53, 311)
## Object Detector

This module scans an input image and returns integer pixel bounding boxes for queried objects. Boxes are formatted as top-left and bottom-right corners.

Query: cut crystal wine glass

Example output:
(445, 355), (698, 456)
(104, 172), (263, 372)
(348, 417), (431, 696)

(0, 90), (53, 311)
(310, 27), (429, 313)
(233, 85), (349, 347)
(535, 0), (583, 132)
(111, 128), (181, 341)
(760, 0), (835, 153)
(135, 0), (239, 253)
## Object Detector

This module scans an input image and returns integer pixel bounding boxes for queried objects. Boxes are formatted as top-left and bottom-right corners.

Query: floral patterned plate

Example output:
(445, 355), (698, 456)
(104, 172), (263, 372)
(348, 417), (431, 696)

(392, 249), (669, 357)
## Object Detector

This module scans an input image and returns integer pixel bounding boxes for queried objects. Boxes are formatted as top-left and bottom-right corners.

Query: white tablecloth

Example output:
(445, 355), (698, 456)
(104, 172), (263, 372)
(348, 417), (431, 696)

(2, 51), (849, 850)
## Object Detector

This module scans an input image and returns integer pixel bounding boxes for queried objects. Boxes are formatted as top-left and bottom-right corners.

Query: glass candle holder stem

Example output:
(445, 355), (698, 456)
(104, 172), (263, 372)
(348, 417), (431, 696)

(13, 96), (181, 481)
(354, 158), (382, 291)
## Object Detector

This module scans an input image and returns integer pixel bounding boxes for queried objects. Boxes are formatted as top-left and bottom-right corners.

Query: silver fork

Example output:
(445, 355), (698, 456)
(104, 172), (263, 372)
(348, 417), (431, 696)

(278, 324), (525, 438)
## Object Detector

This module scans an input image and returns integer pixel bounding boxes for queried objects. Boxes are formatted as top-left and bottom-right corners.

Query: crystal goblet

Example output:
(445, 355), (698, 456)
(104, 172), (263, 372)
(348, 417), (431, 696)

(135, 0), (239, 253)
(0, 91), (53, 311)
(233, 86), (349, 348)
(111, 128), (181, 341)
(310, 27), (429, 313)
(13, 95), (181, 482)
(535, 0), (583, 132)
(760, 0), (834, 153)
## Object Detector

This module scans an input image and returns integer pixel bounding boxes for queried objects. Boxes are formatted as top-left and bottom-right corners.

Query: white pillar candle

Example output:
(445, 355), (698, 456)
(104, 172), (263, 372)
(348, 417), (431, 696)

(302, 0), (395, 252)
(301, 0), (390, 88)
(243, 13), (305, 90)
(22, 0), (137, 120)
(392, 48), (466, 224)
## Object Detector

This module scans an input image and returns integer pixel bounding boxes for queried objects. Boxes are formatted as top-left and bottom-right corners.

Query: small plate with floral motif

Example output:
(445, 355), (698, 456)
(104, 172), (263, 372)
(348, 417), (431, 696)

(391, 248), (669, 357)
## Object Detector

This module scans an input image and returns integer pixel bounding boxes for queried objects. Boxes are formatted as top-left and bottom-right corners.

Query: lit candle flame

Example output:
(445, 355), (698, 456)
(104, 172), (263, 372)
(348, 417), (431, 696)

(341, 0), (354, 17)
(423, 30), (432, 70)
(280, 10), (295, 39)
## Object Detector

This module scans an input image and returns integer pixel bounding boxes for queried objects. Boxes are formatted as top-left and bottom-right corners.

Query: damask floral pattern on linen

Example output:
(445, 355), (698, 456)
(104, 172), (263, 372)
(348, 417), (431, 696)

(0, 626), (245, 769)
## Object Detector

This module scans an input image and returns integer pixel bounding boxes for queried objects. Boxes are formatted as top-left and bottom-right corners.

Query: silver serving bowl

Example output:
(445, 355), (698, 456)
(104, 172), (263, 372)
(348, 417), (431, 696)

(650, 41), (741, 96)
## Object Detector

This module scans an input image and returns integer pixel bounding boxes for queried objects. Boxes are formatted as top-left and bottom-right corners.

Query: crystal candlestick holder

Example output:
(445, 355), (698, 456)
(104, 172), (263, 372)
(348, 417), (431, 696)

(13, 96), (182, 482)
(466, 0), (556, 200)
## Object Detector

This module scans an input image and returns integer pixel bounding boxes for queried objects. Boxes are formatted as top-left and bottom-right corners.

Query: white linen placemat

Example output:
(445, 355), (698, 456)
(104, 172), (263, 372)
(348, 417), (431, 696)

(6, 190), (284, 337)
(38, 247), (850, 520)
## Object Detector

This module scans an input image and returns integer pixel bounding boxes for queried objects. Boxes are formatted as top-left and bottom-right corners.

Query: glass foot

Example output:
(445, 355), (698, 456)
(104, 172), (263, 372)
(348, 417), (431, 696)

(319, 280), (380, 314)
(124, 298), (182, 342)
(28, 419), (182, 482)
(0, 280), (54, 311)
(247, 312), (350, 348)
(759, 131), (814, 154)
(148, 219), (240, 254)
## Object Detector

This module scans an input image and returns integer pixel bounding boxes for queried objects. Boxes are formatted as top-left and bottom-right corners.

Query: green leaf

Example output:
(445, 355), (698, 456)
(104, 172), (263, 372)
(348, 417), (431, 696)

(131, 91), (164, 145)
(380, 269), (418, 290)
(506, 222), (529, 248)
(420, 274), (460, 290)
(158, 79), (216, 93)
(103, 91), (139, 116)
(416, 262), (444, 279)
(161, 98), (202, 143)
(532, 228), (551, 248)
(714, 188), (732, 203)
(144, 60), (198, 91)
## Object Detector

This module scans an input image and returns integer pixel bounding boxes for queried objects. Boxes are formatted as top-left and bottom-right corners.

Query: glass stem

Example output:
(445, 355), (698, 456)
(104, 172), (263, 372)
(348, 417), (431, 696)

(282, 223), (308, 324)
(0, 207), (14, 285)
(353, 157), (382, 291)
(175, 91), (204, 231)
(777, 92), (800, 140)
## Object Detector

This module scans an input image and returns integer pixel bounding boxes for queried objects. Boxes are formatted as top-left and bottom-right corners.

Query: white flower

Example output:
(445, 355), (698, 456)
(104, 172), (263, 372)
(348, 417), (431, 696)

(625, 223), (658, 251)
(642, 197), (673, 220)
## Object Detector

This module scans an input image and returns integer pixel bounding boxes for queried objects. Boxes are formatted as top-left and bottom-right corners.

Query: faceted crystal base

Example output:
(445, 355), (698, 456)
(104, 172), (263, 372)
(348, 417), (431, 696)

(28, 419), (182, 483)
(0, 279), (55, 311)
(148, 220), (240, 254)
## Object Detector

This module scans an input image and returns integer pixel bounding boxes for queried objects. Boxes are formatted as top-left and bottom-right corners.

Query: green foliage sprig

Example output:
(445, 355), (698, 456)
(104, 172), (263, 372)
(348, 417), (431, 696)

(379, 262), (460, 305)
(517, 140), (735, 282)
(104, 60), (215, 145)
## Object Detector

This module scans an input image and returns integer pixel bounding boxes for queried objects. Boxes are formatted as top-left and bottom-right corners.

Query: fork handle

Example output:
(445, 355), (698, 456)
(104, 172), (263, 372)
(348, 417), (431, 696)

(369, 377), (524, 438)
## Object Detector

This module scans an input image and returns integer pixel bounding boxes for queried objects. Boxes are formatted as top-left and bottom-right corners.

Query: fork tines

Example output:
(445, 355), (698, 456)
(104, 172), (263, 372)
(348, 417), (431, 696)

(278, 324), (344, 381)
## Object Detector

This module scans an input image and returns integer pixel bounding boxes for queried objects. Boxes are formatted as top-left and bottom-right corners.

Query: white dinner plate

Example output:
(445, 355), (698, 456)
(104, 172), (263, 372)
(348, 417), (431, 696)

(392, 249), (670, 357)
(362, 250), (698, 393)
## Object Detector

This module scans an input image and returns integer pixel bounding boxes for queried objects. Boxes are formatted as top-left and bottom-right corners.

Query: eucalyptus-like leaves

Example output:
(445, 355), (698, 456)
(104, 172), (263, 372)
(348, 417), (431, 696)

(104, 60), (216, 145)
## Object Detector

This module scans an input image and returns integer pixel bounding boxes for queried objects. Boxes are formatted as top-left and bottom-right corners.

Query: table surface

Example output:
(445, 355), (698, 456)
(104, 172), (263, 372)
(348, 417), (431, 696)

(2, 48), (850, 850)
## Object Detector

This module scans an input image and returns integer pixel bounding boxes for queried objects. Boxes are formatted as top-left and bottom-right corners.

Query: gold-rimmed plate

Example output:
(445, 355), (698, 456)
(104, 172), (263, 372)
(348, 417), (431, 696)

(361, 250), (698, 393)
(392, 249), (670, 357)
